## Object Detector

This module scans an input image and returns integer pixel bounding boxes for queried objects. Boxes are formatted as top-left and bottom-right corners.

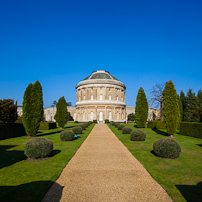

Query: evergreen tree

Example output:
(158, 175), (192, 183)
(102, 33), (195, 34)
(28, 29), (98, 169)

(22, 81), (43, 136)
(184, 89), (199, 122)
(55, 96), (68, 128)
(0, 99), (18, 123)
(180, 90), (187, 121)
(177, 94), (183, 121)
(135, 87), (148, 128)
(163, 80), (180, 137)
(197, 89), (202, 122)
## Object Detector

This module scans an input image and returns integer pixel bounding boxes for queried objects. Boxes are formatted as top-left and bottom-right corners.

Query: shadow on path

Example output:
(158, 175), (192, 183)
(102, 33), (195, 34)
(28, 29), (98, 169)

(0, 181), (64, 202)
(176, 182), (202, 202)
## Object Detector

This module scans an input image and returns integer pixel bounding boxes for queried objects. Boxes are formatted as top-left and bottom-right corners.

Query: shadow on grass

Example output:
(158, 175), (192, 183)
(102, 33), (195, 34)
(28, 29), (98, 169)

(51, 150), (61, 156)
(0, 145), (25, 169)
(152, 128), (169, 136)
(37, 130), (63, 137)
(196, 144), (202, 147)
(176, 182), (202, 202)
(150, 150), (158, 157)
(0, 181), (64, 202)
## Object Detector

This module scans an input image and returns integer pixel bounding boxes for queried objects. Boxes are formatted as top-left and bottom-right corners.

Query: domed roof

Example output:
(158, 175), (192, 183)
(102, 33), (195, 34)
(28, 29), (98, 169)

(84, 70), (118, 81)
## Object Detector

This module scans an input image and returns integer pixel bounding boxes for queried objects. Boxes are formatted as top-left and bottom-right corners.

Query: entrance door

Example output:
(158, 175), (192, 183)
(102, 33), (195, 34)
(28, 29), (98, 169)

(99, 111), (103, 122)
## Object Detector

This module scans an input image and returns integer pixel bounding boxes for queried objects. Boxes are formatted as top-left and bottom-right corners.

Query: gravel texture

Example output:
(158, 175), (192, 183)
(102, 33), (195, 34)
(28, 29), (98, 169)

(42, 124), (173, 202)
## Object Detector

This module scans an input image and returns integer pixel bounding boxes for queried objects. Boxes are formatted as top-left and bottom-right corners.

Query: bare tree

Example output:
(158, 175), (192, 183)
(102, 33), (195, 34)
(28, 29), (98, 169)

(149, 83), (164, 121)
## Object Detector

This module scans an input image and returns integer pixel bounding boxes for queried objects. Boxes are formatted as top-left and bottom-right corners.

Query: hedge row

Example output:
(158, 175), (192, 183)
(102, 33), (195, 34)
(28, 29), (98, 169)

(39, 122), (57, 130)
(147, 121), (166, 130)
(0, 123), (27, 140)
(179, 122), (202, 139)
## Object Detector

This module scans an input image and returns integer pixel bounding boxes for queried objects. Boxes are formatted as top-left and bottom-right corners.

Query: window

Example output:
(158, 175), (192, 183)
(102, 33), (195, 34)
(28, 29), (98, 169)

(109, 111), (112, 121)
(100, 87), (102, 91)
(91, 88), (93, 92)
(109, 88), (111, 92)
(74, 113), (76, 120)
(100, 94), (103, 100)
(117, 89), (118, 92)
(90, 111), (93, 120)
(117, 112), (119, 120)
(91, 95), (93, 100)
(84, 95), (86, 101)
(83, 112), (85, 120)
(79, 96), (81, 101)
(109, 95), (111, 100)
(116, 96), (118, 101)
(84, 89), (86, 92)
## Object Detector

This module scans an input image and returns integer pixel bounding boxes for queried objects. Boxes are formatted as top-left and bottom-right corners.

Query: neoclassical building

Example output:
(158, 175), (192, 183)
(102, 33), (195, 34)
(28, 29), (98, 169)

(18, 70), (159, 122)
(75, 70), (126, 123)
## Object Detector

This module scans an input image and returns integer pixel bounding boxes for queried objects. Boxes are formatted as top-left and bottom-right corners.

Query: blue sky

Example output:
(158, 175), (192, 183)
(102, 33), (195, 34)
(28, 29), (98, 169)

(0, 0), (201, 108)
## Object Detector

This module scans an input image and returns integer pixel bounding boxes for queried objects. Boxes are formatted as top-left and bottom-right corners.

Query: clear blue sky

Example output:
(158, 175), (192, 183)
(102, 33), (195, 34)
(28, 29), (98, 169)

(0, 0), (201, 108)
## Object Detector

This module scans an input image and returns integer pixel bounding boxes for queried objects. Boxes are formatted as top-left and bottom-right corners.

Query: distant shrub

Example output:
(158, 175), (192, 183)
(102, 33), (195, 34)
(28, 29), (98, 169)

(147, 121), (165, 129)
(60, 130), (74, 141)
(93, 120), (97, 123)
(130, 130), (146, 141)
(24, 138), (53, 159)
(72, 126), (82, 134)
(153, 138), (181, 159)
(114, 123), (120, 128)
(105, 119), (110, 123)
(118, 125), (125, 130)
(180, 122), (202, 139)
(39, 122), (56, 130)
(80, 124), (86, 130)
(122, 127), (132, 134)
(74, 121), (79, 123)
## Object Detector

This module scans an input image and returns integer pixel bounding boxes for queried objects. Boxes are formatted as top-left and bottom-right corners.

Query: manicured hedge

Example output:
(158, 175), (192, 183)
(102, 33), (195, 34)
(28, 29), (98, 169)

(0, 123), (27, 140)
(147, 121), (165, 129)
(39, 122), (57, 130)
(179, 122), (202, 139)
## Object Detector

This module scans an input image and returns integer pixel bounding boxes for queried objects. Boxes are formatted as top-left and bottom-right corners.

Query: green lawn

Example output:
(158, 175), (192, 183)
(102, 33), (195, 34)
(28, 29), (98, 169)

(109, 123), (202, 202)
(0, 122), (95, 202)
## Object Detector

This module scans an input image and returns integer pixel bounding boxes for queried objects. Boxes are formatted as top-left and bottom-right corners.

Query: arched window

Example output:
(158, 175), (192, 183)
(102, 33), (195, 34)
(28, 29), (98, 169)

(109, 95), (111, 100)
(84, 95), (86, 101)
(91, 95), (93, 100)
(116, 96), (118, 101)
(109, 111), (112, 121)
(100, 94), (103, 100)
(83, 112), (85, 120)
(117, 112), (119, 120)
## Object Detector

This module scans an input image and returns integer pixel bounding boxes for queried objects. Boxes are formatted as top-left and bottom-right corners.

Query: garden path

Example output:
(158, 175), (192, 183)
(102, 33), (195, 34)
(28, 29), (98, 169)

(42, 124), (173, 202)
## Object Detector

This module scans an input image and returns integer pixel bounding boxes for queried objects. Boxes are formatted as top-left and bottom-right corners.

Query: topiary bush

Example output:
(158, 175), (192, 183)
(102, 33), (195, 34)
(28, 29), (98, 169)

(105, 119), (109, 123)
(93, 120), (97, 123)
(80, 124), (86, 130)
(24, 138), (53, 159)
(118, 125), (125, 130)
(72, 126), (82, 134)
(74, 121), (79, 123)
(130, 130), (146, 141)
(60, 130), (74, 141)
(122, 127), (132, 134)
(153, 138), (181, 159)
(114, 123), (120, 128)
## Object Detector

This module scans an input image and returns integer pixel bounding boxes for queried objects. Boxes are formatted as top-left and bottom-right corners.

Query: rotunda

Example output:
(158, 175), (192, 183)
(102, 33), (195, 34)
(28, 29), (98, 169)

(75, 70), (126, 123)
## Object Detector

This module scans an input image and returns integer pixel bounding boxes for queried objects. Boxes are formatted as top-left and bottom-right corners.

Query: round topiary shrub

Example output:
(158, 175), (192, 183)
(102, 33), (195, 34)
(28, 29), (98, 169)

(80, 124), (86, 130)
(153, 138), (181, 159)
(114, 123), (120, 127)
(24, 138), (53, 159)
(105, 119), (109, 123)
(130, 130), (146, 141)
(122, 127), (133, 134)
(72, 126), (83, 134)
(60, 130), (74, 141)
(118, 125), (125, 130)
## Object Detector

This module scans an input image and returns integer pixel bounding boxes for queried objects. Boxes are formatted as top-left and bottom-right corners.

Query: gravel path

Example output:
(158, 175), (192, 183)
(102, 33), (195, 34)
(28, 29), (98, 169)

(42, 124), (173, 202)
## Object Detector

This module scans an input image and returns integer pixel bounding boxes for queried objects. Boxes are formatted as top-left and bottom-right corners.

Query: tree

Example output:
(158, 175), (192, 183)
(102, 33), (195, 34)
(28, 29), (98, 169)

(184, 89), (199, 122)
(0, 99), (18, 123)
(55, 96), (68, 128)
(135, 87), (148, 128)
(127, 113), (136, 121)
(22, 81), (43, 136)
(149, 83), (164, 121)
(180, 90), (187, 121)
(163, 80), (180, 137)
(177, 94), (183, 121)
(197, 89), (202, 122)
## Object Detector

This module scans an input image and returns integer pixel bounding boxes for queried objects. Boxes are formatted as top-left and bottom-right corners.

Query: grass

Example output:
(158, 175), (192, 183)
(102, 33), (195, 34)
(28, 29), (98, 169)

(109, 123), (202, 202)
(0, 122), (95, 202)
